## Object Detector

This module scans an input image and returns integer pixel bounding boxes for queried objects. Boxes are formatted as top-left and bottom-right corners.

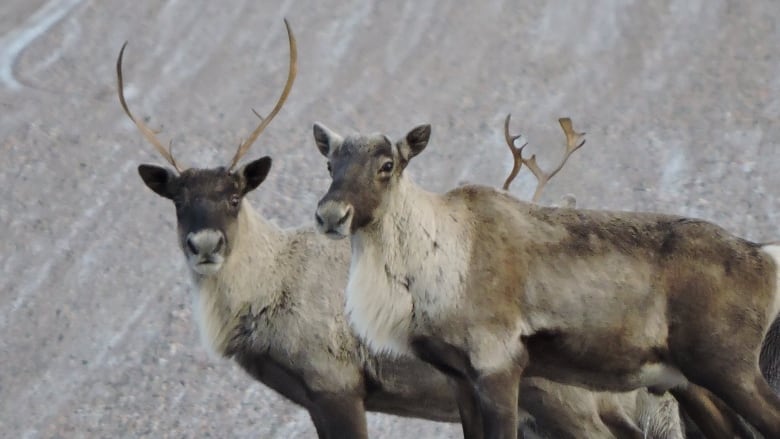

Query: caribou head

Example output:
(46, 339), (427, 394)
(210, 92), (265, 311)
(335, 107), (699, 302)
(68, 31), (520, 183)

(118, 20), (297, 276)
(313, 123), (431, 239)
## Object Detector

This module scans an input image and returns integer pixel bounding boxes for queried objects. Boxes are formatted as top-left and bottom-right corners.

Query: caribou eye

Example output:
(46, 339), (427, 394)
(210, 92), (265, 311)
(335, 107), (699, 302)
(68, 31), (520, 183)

(229, 194), (241, 207)
(379, 161), (394, 173)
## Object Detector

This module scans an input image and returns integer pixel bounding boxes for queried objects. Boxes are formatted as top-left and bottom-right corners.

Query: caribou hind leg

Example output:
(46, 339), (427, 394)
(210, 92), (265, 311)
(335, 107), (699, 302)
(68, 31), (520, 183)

(669, 385), (754, 439)
(677, 337), (780, 438)
(674, 324), (780, 436)
(703, 369), (780, 439)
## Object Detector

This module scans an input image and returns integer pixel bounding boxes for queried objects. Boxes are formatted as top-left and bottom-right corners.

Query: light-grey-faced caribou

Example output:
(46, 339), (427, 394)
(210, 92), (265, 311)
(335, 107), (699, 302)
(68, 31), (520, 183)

(313, 118), (780, 439)
(118, 20), (685, 439)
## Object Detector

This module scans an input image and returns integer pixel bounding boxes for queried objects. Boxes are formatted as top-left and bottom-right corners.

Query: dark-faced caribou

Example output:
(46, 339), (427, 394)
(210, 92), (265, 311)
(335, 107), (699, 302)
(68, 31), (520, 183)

(119, 20), (457, 438)
(117, 20), (686, 438)
(314, 118), (780, 439)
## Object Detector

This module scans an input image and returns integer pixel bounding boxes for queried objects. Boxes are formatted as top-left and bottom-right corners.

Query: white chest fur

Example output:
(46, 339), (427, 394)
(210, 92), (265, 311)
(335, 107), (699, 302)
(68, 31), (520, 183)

(191, 282), (231, 357)
(345, 182), (471, 356)
(346, 238), (414, 356)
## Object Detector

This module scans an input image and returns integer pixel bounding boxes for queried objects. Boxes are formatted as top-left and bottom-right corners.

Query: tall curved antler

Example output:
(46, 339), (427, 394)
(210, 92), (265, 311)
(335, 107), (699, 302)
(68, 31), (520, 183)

(228, 18), (298, 171)
(116, 42), (183, 172)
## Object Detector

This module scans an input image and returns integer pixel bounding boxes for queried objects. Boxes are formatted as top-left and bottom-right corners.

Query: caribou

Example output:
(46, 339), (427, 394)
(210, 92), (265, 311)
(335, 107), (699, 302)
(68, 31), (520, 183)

(313, 118), (780, 439)
(118, 20), (685, 439)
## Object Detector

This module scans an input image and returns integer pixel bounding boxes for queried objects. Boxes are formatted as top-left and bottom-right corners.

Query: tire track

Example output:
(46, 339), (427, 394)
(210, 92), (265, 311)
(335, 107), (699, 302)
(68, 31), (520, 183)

(0, 0), (83, 90)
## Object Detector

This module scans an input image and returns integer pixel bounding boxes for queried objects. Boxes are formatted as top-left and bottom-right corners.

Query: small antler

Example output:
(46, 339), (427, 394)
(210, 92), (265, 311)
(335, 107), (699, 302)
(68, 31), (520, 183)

(116, 42), (183, 172)
(503, 115), (585, 203)
(228, 18), (298, 171)
(501, 114), (529, 190)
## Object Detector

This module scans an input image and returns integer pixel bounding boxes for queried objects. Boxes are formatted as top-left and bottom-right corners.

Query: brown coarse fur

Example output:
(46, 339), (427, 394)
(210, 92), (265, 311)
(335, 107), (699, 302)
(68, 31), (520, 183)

(457, 187), (772, 382)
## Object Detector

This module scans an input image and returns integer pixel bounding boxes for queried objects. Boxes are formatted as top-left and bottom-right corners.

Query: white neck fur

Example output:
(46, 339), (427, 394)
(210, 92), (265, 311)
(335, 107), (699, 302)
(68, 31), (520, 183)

(192, 199), (286, 356)
(346, 176), (470, 356)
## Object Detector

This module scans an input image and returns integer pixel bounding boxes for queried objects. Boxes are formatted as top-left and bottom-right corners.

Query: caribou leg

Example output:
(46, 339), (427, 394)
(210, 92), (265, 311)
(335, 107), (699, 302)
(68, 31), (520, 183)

(475, 368), (523, 439)
(760, 315), (780, 394)
(309, 392), (368, 439)
(411, 336), (485, 439)
(669, 385), (751, 439)
(452, 376), (485, 439)
(704, 370), (780, 439)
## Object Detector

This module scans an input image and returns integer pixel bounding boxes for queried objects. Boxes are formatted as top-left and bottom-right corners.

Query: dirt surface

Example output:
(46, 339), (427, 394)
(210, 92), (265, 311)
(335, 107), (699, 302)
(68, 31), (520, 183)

(1, 1), (779, 437)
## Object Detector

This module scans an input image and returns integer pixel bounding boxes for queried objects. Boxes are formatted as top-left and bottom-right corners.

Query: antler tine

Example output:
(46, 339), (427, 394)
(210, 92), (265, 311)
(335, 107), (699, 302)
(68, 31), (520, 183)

(116, 42), (182, 172)
(228, 18), (298, 171)
(251, 108), (264, 121)
(549, 118), (586, 181)
(527, 117), (586, 203)
(501, 114), (529, 190)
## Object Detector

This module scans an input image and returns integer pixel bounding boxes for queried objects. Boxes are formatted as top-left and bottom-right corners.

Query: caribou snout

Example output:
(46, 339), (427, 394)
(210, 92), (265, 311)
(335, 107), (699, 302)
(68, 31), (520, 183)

(315, 200), (353, 239)
(185, 229), (226, 275)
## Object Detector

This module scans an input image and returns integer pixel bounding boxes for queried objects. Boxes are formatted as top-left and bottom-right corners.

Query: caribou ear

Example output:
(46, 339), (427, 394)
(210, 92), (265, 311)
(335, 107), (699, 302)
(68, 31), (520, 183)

(397, 124), (431, 162)
(313, 122), (343, 157)
(138, 164), (176, 199)
(239, 156), (272, 194)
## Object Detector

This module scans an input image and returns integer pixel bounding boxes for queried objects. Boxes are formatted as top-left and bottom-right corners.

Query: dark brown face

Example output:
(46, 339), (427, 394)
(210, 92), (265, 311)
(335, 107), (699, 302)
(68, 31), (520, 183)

(313, 123), (431, 239)
(138, 157), (271, 275)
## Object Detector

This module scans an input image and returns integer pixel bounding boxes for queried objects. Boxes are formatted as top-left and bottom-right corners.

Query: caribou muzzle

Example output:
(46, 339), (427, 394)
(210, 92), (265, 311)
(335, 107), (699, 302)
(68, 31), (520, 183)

(315, 199), (353, 239)
(184, 229), (227, 275)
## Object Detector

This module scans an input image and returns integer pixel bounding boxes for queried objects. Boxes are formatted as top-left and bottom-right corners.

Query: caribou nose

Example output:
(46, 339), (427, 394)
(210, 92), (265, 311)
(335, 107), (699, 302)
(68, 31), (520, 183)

(337, 206), (353, 226)
(315, 201), (353, 236)
(185, 230), (225, 256)
(186, 236), (199, 255)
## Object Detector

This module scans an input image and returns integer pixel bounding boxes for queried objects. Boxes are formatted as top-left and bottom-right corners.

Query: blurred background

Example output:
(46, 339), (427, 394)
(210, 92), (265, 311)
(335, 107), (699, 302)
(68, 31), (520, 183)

(1, 0), (778, 437)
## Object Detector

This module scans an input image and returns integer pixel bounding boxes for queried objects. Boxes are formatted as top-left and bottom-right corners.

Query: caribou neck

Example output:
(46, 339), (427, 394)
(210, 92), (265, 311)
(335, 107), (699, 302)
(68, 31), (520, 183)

(192, 199), (288, 356)
(355, 177), (443, 255)
(347, 176), (469, 355)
